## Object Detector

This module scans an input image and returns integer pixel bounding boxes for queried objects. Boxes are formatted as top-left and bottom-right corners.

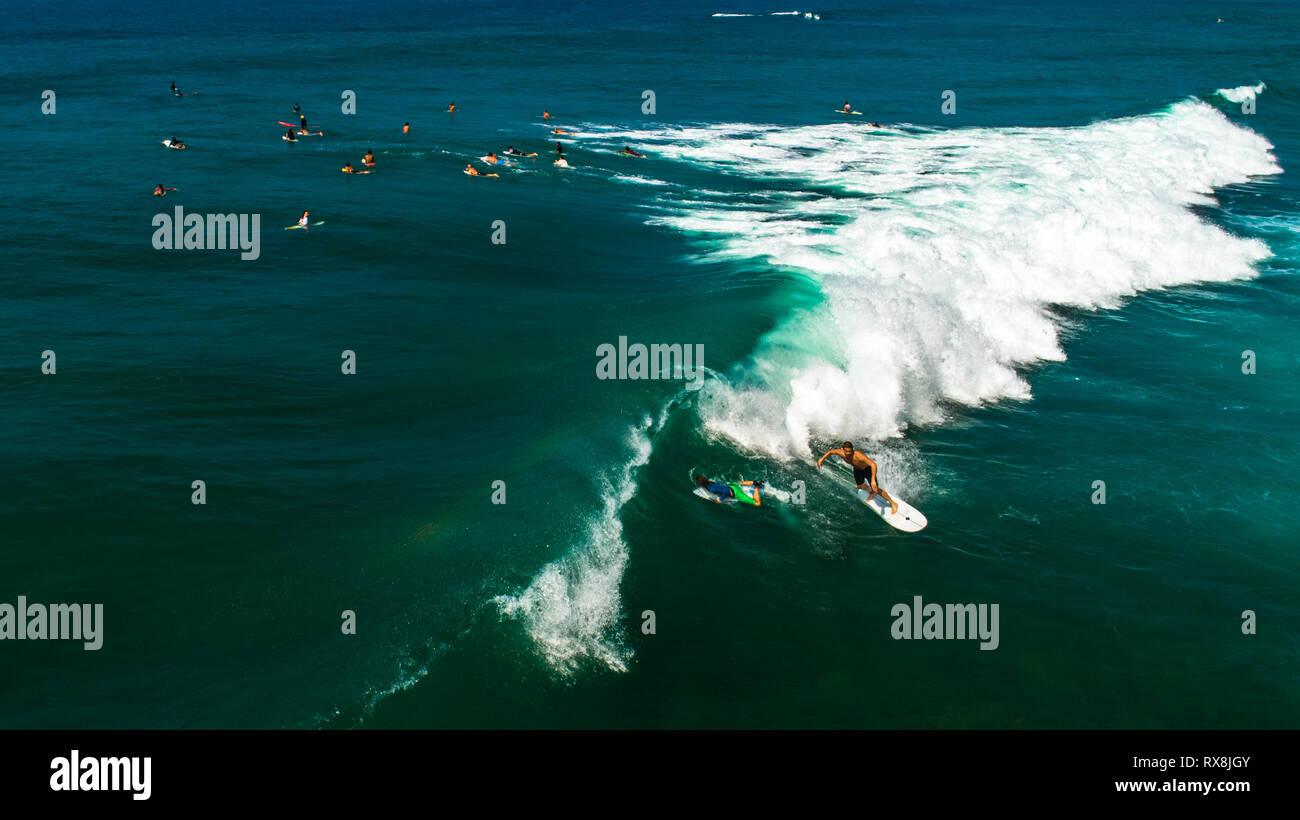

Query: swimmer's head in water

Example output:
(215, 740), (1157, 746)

(695, 475), (710, 488)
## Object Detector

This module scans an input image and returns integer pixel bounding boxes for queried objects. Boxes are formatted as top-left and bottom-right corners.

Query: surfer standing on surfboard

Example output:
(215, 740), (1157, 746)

(817, 441), (898, 514)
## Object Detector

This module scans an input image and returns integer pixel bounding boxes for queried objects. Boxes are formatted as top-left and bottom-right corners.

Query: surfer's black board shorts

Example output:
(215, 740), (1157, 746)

(854, 467), (871, 485)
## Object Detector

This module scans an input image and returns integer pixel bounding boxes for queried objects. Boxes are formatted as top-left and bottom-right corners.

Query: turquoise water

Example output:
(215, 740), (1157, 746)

(0, 0), (1296, 728)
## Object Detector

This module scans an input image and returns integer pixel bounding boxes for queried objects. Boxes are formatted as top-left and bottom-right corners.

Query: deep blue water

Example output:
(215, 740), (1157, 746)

(1, 0), (1296, 728)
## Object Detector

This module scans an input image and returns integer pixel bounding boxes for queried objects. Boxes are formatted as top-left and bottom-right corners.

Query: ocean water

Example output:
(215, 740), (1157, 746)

(0, 0), (1296, 728)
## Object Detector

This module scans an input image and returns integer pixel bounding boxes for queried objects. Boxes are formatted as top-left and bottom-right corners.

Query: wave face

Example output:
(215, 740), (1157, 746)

(577, 100), (1280, 460)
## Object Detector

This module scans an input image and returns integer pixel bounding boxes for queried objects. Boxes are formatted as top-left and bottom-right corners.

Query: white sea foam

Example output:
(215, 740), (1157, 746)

(1216, 82), (1266, 104)
(590, 100), (1281, 460)
(494, 417), (657, 675)
(612, 174), (674, 186)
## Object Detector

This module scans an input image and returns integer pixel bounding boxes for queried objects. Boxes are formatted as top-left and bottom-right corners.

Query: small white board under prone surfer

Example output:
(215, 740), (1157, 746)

(858, 488), (927, 532)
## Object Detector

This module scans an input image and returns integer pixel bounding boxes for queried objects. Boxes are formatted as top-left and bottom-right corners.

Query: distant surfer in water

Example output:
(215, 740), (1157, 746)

(297, 210), (311, 228)
(341, 162), (370, 174)
(464, 163), (498, 178)
(618, 146), (646, 157)
(171, 81), (181, 96)
(363, 149), (375, 167)
(505, 146), (538, 157)
(483, 152), (500, 165)
(299, 113), (308, 129)
(552, 127), (570, 135)
(153, 184), (177, 196)
(447, 102), (456, 113)
(165, 137), (187, 149)
(842, 101), (852, 113)
(293, 102), (302, 116)
(284, 128), (297, 142)
(543, 110), (551, 119)
(402, 122), (411, 133)
(695, 476), (763, 506)
(817, 441), (897, 514)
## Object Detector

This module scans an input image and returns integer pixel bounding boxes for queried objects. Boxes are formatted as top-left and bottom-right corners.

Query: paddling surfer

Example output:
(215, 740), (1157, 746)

(695, 476), (763, 506)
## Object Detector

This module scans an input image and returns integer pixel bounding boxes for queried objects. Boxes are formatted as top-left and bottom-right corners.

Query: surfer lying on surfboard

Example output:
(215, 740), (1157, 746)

(464, 163), (498, 178)
(618, 146), (646, 157)
(341, 163), (371, 174)
(505, 146), (538, 157)
(696, 476), (763, 506)
(817, 441), (898, 514)
(153, 184), (177, 196)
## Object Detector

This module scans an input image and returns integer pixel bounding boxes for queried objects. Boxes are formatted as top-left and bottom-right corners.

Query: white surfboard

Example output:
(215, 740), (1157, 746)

(857, 488), (927, 532)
